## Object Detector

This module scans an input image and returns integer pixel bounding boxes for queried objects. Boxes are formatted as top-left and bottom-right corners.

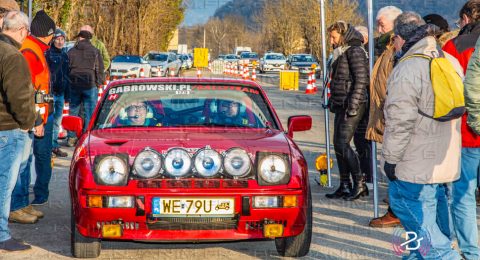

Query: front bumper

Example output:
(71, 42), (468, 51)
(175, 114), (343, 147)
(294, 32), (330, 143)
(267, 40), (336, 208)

(74, 188), (307, 241)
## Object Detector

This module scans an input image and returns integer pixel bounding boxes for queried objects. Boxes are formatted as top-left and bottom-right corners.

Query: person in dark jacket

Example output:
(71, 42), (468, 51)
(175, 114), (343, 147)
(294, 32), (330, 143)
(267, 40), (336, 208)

(66, 30), (104, 146)
(46, 28), (69, 157)
(0, 10), (36, 252)
(325, 21), (369, 201)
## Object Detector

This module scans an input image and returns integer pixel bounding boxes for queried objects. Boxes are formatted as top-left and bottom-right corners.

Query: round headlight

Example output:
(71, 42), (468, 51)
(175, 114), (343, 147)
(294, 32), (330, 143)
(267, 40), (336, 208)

(96, 156), (128, 185)
(223, 148), (251, 177)
(259, 155), (287, 183)
(194, 148), (222, 177)
(133, 148), (162, 178)
(164, 148), (191, 177)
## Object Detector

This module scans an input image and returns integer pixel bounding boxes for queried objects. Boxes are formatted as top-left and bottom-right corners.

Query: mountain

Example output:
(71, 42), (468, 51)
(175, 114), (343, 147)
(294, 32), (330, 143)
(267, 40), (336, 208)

(212, 0), (462, 29)
(182, 0), (231, 26)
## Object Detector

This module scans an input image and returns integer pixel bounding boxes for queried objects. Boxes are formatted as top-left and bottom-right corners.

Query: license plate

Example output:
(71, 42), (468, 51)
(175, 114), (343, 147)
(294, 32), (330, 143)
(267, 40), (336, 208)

(151, 197), (235, 217)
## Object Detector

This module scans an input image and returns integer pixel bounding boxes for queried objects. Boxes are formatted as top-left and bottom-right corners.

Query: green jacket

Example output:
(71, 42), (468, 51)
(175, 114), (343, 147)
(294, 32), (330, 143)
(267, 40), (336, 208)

(91, 36), (110, 72)
(0, 33), (36, 130)
(465, 38), (480, 135)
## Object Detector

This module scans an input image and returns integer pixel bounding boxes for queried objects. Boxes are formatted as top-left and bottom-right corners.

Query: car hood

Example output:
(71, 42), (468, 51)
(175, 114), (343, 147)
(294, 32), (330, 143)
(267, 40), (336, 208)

(87, 128), (291, 158)
(264, 60), (286, 64)
(291, 62), (317, 67)
(148, 61), (168, 67)
(111, 63), (142, 70)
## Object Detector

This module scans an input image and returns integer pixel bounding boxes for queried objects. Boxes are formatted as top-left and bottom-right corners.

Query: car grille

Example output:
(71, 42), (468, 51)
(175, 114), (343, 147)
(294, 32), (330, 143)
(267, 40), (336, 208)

(136, 179), (249, 189)
(147, 216), (238, 230)
(111, 69), (128, 73)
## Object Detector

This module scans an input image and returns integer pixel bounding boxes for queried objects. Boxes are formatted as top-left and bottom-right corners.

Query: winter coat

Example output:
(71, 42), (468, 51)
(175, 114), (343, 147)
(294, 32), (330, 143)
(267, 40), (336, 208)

(0, 33), (36, 131)
(464, 34), (480, 135)
(443, 22), (480, 148)
(46, 45), (70, 100)
(373, 31), (393, 62)
(329, 25), (369, 115)
(365, 39), (395, 143)
(382, 36), (463, 184)
(91, 36), (110, 72)
(68, 39), (104, 89)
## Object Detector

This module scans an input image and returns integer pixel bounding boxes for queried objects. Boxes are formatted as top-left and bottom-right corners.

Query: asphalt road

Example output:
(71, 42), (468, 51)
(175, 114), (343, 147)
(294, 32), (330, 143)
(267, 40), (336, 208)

(3, 69), (452, 260)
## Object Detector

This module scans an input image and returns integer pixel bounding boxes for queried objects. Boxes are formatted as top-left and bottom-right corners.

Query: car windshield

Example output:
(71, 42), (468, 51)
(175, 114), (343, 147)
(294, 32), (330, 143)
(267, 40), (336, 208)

(225, 55), (238, 59)
(145, 53), (168, 62)
(292, 55), (315, 62)
(112, 56), (141, 63)
(240, 52), (258, 59)
(94, 83), (278, 129)
(265, 54), (285, 60)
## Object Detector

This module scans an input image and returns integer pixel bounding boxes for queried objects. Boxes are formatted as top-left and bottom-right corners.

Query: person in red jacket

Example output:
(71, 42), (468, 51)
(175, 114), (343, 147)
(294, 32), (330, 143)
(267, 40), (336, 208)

(9, 10), (55, 224)
(442, 1), (480, 259)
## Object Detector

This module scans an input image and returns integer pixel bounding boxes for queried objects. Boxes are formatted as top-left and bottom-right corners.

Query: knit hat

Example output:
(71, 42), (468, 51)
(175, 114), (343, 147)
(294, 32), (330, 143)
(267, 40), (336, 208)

(75, 30), (92, 40)
(423, 14), (450, 33)
(0, 0), (20, 11)
(54, 28), (66, 39)
(30, 10), (55, 37)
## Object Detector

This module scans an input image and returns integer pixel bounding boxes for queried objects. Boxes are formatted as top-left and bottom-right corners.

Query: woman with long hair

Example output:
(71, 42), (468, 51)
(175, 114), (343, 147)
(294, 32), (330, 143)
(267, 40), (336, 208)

(325, 21), (369, 201)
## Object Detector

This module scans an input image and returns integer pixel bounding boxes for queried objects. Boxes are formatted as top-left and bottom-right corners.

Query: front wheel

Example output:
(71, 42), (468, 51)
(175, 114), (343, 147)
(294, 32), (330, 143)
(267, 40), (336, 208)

(71, 206), (101, 258)
(275, 189), (312, 257)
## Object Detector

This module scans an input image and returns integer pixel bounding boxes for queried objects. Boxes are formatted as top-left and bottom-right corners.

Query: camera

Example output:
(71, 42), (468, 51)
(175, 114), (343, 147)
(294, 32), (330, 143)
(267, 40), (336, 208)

(35, 91), (54, 104)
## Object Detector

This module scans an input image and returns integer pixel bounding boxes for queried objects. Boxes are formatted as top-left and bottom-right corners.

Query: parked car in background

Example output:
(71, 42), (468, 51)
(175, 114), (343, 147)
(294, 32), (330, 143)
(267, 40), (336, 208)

(64, 77), (313, 258)
(234, 46), (252, 56)
(110, 55), (151, 78)
(144, 51), (182, 77)
(286, 54), (321, 77)
(259, 53), (287, 73)
(178, 54), (193, 70)
(224, 54), (240, 64)
(217, 54), (226, 60)
(239, 52), (259, 68)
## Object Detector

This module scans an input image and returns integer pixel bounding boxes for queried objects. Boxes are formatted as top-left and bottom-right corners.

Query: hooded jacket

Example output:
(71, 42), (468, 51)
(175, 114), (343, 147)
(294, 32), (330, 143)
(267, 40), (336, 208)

(67, 39), (104, 89)
(0, 33), (36, 131)
(329, 25), (369, 115)
(383, 33), (463, 184)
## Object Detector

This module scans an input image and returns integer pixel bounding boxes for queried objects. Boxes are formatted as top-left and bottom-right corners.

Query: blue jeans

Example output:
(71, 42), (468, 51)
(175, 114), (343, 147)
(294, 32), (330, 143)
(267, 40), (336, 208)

(68, 87), (98, 138)
(0, 129), (29, 242)
(452, 148), (480, 260)
(52, 94), (64, 149)
(32, 115), (54, 204)
(390, 180), (461, 260)
(10, 131), (33, 211)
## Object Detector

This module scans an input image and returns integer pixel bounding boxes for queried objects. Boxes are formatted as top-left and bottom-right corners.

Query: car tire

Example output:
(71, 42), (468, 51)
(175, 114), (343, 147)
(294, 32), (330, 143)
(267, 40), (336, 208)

(274, 188), (312, 257)
(71, 206), (101, 258)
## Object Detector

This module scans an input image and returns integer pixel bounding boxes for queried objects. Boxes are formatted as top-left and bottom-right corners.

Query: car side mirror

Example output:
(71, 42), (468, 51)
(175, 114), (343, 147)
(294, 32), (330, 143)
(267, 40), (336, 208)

(62, 115), (83, 138)
(287, 115), (312, 138)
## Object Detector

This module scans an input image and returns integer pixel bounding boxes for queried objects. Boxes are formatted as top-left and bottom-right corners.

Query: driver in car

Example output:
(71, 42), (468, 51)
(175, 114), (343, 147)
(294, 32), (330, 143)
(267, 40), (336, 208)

(115, 101), (160, 126)
(211, 100), (251, 126)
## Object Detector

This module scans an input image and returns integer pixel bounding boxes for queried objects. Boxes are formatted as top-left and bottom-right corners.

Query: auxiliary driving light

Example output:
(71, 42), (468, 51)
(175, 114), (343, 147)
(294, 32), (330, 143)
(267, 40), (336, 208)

(102, 224), (122, 238)
(264, 224), (284, 238)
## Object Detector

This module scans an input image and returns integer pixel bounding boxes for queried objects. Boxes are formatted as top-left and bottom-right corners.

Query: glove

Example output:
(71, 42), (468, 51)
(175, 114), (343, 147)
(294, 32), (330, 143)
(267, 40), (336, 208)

(384, 162), (397, 181)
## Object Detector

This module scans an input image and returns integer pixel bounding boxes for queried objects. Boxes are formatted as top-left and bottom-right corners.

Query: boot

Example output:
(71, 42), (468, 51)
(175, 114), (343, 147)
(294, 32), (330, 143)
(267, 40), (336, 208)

(344, 174), (369, 201)
(0, 238), (31, 251)
(369, 209), (401, 228)
(52, 147), (68, 158)
(9, 208), (38, 224)
(23, 205), (44, 219)
(325, 181), (352, 199)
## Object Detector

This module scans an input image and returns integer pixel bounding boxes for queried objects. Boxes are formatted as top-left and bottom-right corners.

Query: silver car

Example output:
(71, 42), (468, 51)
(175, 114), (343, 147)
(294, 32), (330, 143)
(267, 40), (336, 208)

(110, 55), (151, 78)
(259, 53), (287, 73)
(144, 52), (182, 77)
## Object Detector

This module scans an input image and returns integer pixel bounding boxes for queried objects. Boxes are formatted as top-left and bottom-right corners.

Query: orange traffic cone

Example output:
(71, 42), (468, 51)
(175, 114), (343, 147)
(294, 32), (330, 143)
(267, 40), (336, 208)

(197, 69), (202, 78)
(305, 72), (315, 94)
(139, 68), (145, 78)
(251, 67), (257, 81)
(98, 87), (103, 102)
(170, 69), (176, 77)
(312, 71), (317, 92)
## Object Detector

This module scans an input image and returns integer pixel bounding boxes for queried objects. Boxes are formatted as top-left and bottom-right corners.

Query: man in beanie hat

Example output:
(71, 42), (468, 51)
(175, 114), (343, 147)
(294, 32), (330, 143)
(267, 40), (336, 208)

(46, 28), (70, 158)
(10, 10), (55, 224)
(66, 29), (104, 146)
(0, 0), (19, 29)
(80, 25), (110, 72)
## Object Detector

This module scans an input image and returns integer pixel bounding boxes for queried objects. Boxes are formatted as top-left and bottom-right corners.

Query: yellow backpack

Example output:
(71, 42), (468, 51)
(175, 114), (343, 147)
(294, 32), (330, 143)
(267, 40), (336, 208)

(400, 51), (465, 121)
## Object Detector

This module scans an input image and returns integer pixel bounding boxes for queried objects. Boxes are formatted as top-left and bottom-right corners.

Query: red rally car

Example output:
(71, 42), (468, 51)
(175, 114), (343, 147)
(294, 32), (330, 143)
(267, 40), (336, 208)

(63, 77), (313, 258)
